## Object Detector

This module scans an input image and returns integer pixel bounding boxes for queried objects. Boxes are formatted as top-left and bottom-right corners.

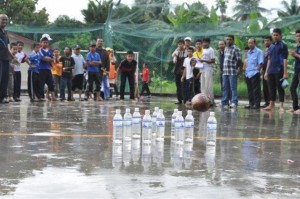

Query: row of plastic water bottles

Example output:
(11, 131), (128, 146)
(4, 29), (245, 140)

(113, 107), (217, 146)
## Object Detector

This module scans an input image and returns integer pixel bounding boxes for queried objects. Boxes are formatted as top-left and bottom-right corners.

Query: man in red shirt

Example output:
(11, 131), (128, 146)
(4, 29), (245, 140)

(140, 63), (151, 97)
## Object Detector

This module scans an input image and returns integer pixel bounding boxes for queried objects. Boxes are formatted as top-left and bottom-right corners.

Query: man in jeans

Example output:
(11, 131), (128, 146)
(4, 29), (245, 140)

(244, 38), (264, 109)
(221, 35), (243, 108)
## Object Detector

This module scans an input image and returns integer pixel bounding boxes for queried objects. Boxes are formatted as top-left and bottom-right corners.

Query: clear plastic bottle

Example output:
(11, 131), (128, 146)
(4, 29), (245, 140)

(184, 110), (194, 143)
(206, 112), (217, 146)
(151, 107), (159, 138)
(123, 108), (132, 141)
(113, 109), (123, 144)
(156, 109), (165, 141)
(175, 111), (185, 144)
(132, 107), (141, 139)
(171, 109), (178, 141)
(142, 110), (152, 144)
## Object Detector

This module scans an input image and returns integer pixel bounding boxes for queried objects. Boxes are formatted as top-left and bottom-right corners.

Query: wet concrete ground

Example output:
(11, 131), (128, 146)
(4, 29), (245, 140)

(0, 97), (300, 199)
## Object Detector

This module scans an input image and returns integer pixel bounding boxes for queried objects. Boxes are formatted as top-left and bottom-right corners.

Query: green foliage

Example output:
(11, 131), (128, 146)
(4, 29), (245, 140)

(278, 0), (300, 17)
(81, 0), (113, 24)
(233, 0), (269, 21)
(0, 0), (49, 25)
(52, 15), (84, 28)
(57, 32), (92, 51)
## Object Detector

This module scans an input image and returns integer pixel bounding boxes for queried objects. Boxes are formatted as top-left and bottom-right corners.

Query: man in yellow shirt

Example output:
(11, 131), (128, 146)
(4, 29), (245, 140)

(193, 39), (203, 94)
(51, 49), (62, 98)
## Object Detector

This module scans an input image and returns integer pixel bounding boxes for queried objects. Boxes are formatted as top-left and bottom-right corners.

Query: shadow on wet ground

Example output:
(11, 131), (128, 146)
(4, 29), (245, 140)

(0, 97), (300, 198)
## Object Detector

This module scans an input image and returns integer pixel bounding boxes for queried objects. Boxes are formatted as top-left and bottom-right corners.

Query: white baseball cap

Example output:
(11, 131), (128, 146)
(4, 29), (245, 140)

(184, 37), (192, 42)
(40, 33), (52, 41)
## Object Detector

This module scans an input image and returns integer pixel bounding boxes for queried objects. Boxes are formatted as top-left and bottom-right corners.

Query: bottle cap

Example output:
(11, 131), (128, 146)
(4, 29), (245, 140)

(210, 112), (215, 116)
(126, 108), (130, 113)
(116, 109), (121, 114)
(154, 107), (159, 111)
(188, 110), (192, 115)
(159, 109), (163, 114)
(134, 108), (139, 112)
(145, 110), (150, 114)
(174, 109), (178, 113)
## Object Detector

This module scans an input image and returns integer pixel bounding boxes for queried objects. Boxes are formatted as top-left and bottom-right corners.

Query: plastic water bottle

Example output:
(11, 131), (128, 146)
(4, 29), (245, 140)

(132, 108), (141, 139)
(184, 141), (193, 169)
(113, 109), (123, 143)
(171, 109), (178, 141)
(142, 110), (152, 144)
(152, 107), (159, 138)
(184, 110), (194, 143)
(123, 108), (132, 141)
(156, 109), (165, 141)
(206, 112), (217, 146)
(175, 111), (184, 144)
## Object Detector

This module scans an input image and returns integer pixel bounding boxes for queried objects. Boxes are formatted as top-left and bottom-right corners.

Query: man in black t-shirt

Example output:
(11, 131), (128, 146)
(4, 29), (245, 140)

(0, 14), (10, 104)
(59, 47), (75, 101)
(117, 50), (137, 102)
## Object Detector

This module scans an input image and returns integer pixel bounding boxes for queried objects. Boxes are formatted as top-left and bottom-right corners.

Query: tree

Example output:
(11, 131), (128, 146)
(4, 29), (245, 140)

(0, 0), (49, 25)
(278, 0), (300, 17)
(233, 0), (269, 21)
(215, 0), (228, 22)
(81, 0), (112, 24)
(52, 15), (84, 27)
(134, 0), (170, 22)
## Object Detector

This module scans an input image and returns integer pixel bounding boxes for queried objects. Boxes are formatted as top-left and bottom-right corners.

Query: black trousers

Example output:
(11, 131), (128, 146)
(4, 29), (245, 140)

(246, 73), (261, 106)
(0, 60), (9, 100)
(13, 71), (21, 99)
(120, 71), (134, 100)
(267, 73), (284, 102)
(194, 78), (201, 95)
(175, 74), (183, 103)
(290, 73), (300, 110)
(262, 69), (270, 104)
(39, 69), (55, 98)
(88, 72), (100, 93)
(28, 71), (41, 100)
(140, 81), (151, 96)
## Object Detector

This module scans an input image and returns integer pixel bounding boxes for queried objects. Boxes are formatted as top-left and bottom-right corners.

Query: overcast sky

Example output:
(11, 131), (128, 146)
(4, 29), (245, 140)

(36, 0), (283, 22)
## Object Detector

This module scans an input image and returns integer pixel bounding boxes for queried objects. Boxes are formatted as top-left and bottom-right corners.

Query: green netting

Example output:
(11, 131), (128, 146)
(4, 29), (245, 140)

(5, 2), (300, 95)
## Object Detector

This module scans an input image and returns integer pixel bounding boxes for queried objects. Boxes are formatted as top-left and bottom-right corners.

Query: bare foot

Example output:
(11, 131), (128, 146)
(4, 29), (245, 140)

(263, 106), (274, 111)
(287, 108), (294, 113)
(279, 107), (284, 113)
(293, 109), (300, 114)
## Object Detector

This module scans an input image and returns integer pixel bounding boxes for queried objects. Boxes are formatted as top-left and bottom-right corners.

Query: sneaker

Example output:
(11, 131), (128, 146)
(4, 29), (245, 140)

(15, 98), (22, 102)
(0, 98), (9, 104)
(174, 101), (182, 105)
(230, 103), (237, 109)
(9, 97), (14, 102)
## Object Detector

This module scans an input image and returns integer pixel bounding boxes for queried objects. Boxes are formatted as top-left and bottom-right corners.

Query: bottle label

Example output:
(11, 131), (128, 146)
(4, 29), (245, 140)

(156, 120), (165, 127)
(123, 119), (132, 127)
(132, 117), (141, 124)
(207, 123), (217, 130)
(113, 120), (123, 127)
(175, 121), (184, 129)
(143, 121), (152, 129)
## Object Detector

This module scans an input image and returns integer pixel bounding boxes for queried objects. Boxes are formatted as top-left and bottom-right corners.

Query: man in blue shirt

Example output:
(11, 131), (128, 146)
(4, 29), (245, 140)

(289, 29), (300, 114)
(86, 43), (102, 101)
(245, 38), (264, 109)
(38, 34), (57, 101)
(263, 28), (288, 112)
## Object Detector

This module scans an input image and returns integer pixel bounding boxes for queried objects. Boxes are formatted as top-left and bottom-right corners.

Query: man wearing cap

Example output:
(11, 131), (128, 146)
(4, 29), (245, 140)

(71, 45), (86, 101)
(38, 34), (57, 101)
(96, 38), (110, 91)
(0, 14), (10, 103)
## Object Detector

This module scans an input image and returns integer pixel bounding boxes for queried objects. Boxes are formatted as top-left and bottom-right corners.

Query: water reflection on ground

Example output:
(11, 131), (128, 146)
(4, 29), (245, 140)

(0, 98), (299, 198)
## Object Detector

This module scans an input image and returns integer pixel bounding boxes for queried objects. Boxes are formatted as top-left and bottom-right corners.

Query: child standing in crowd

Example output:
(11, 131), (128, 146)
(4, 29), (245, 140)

(289, 29), (300, 114)
(51, 49), (62, 98)
(181, 47), (195, 105)
(118, 50), (137, 102)
(28, 43), (42, 102)
(8, 43), (18, 102)
(39, 34), (57, 101)
(193, 39), (203, 94)
(140, 63), (151, 97)
(107, 48), (119, 98)
(71, 45), (86, 101)
(59, 47), (75, 101)
(86, 43), (102, 101)
(13, 41), (28, 102)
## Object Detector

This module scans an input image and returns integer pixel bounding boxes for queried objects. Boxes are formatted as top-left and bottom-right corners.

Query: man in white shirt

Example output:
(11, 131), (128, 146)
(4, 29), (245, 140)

(71, 45), (86, 101)
(199, 38), (215, 105)
(181, 47), (195, 105)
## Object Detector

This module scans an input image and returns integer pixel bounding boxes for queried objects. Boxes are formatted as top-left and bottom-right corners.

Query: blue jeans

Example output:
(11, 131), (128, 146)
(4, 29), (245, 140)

(60, 77), (72, 100)
(102, 75), (110, 99)
(222, 75), (238, 105)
